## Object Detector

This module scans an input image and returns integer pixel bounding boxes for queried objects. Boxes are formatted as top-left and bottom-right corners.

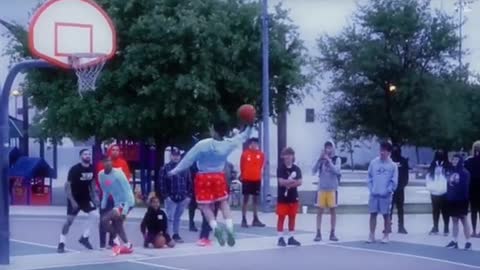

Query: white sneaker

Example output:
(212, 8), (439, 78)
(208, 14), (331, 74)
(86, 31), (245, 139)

(381, 235), (389, 244)
(366, 234), (375, 243)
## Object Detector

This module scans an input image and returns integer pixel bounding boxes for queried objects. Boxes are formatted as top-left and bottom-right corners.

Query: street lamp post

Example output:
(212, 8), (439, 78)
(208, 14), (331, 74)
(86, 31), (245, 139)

(11, 89), (21, 117)
(21, 90), (29, 156)
(455, 0), (475, 69)
(11, 90), (22, 148)
(261, 0), (271, 211)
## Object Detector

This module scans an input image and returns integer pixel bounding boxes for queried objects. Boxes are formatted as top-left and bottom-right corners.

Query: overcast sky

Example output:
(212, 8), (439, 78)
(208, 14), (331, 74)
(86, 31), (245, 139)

(1, 0), (479, 82)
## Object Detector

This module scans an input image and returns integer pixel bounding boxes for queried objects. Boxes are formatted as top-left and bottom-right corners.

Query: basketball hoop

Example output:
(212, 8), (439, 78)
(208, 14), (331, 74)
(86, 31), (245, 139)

(28, 0), (116, 96)
(68, 53), (107, 96)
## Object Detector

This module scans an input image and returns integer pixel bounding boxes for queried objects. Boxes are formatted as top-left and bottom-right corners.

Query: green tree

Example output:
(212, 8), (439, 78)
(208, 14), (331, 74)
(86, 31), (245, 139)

(316, 0), (464, 146)
(419, 75), (480, 150)
(268, 4), (309, 162)
(2, 0), (308, 158)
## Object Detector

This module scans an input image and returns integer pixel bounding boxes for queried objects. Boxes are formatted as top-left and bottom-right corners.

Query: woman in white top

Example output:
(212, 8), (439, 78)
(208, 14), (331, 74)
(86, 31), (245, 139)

(426, 150), (451, 236)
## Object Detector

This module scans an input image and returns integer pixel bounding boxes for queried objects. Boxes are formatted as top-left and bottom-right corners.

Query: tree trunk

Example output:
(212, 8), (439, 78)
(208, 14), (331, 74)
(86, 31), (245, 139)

(92, 137), (102, 167)
(415, 146), (420, 164)
(277, 109), (287, 166)
(39, 139), (45, 159)
(52, 139), (58, 176)
(384, 87), (396, 144)
(350, 151), (354, 172)
(21, 94), (29, 156)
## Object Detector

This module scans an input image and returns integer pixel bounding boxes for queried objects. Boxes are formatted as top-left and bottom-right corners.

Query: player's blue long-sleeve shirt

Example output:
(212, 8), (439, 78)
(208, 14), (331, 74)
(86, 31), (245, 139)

(170, 126), (252, 175)
(98, 168), (135, 210)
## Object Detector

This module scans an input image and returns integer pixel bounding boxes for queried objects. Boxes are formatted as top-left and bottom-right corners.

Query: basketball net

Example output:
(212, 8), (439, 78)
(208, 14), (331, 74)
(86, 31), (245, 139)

(68, 53), (107, 97)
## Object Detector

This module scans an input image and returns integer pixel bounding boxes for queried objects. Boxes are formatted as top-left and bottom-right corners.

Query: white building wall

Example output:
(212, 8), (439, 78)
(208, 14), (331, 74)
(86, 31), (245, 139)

(1, 0), (479, 173)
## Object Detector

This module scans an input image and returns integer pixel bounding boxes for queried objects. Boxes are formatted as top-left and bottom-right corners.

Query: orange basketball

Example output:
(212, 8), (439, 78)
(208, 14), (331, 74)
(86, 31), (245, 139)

(154, 235), (166, 248)
(237, 104), (256, 124)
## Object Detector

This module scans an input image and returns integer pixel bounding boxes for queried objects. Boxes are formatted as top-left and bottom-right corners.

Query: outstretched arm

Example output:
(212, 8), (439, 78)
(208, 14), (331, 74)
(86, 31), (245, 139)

(169, 144), (202, 176)
(230, 125), (253, 146)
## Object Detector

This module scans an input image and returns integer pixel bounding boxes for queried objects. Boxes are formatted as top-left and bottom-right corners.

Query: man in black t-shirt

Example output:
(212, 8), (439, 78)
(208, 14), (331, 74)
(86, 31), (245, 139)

(276, 147), (302, 247)
(57, 149), (99, 253)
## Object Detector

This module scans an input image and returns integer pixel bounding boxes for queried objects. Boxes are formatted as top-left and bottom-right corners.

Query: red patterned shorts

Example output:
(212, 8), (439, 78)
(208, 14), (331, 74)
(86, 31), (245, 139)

(195, 172), (228, 204)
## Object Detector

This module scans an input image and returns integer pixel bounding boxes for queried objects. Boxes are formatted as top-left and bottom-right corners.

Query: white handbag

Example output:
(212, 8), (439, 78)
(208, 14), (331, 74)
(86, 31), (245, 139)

(426, 174), (447, 196)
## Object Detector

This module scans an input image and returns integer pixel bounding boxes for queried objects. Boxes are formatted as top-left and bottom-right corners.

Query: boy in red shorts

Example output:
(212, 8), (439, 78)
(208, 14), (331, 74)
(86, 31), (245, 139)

(276, 147), (302, 247)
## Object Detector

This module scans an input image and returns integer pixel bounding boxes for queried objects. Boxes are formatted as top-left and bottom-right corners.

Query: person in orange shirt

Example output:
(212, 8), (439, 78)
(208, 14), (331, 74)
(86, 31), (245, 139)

(96, 144), (133, 249)
(97, 145), (132, 182)
(240, 138), (265, 227)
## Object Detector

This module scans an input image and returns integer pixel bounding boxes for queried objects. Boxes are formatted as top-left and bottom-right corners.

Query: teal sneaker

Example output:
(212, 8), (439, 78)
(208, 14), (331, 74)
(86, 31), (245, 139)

(226, 228), (236, 247)
(214, 227), (225, 246)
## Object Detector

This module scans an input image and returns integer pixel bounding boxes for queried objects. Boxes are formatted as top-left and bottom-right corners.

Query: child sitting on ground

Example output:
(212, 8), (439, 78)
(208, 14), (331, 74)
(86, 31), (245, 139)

(141, 196), (175, 248)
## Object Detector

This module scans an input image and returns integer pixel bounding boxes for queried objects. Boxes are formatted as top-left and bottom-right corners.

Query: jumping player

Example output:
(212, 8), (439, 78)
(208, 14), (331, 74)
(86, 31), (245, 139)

(168, 118), (253, 247)
(98, 156), (135, 255)
(57, 149), (98, 253)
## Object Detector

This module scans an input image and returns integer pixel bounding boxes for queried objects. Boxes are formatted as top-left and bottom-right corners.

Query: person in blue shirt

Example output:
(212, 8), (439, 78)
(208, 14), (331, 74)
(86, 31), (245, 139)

(169, 119), (252, 247)
(98, 156), (135, 255)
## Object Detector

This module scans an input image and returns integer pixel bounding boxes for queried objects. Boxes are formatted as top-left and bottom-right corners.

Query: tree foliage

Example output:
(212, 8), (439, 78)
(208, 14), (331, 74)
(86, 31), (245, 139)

(316, 0), (480, 149)
(2, 0), (308, 148)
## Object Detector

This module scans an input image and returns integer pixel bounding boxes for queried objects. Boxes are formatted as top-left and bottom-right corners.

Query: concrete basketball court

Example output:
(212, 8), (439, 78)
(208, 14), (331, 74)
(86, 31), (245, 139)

(1, 207), (479, 270)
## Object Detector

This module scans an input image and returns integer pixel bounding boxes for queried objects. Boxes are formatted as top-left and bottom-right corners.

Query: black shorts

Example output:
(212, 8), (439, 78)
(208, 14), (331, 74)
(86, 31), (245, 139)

(242, 181), (261, 196)
(448, 200), (469, 218)
(67, 200), (96, 216)
(470, 197), (480, 209)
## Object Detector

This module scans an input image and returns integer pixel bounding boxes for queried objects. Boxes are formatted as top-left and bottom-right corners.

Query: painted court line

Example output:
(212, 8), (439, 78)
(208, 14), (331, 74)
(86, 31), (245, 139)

(138, 235), (319, 262)
(129, 260), (190, 270)
(11, 217), (269, 238)
(11, 239), (80, 253)
(7, 252), (150, 270)
(326, 244), (480, 269)
(20, 260), (121, 270)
